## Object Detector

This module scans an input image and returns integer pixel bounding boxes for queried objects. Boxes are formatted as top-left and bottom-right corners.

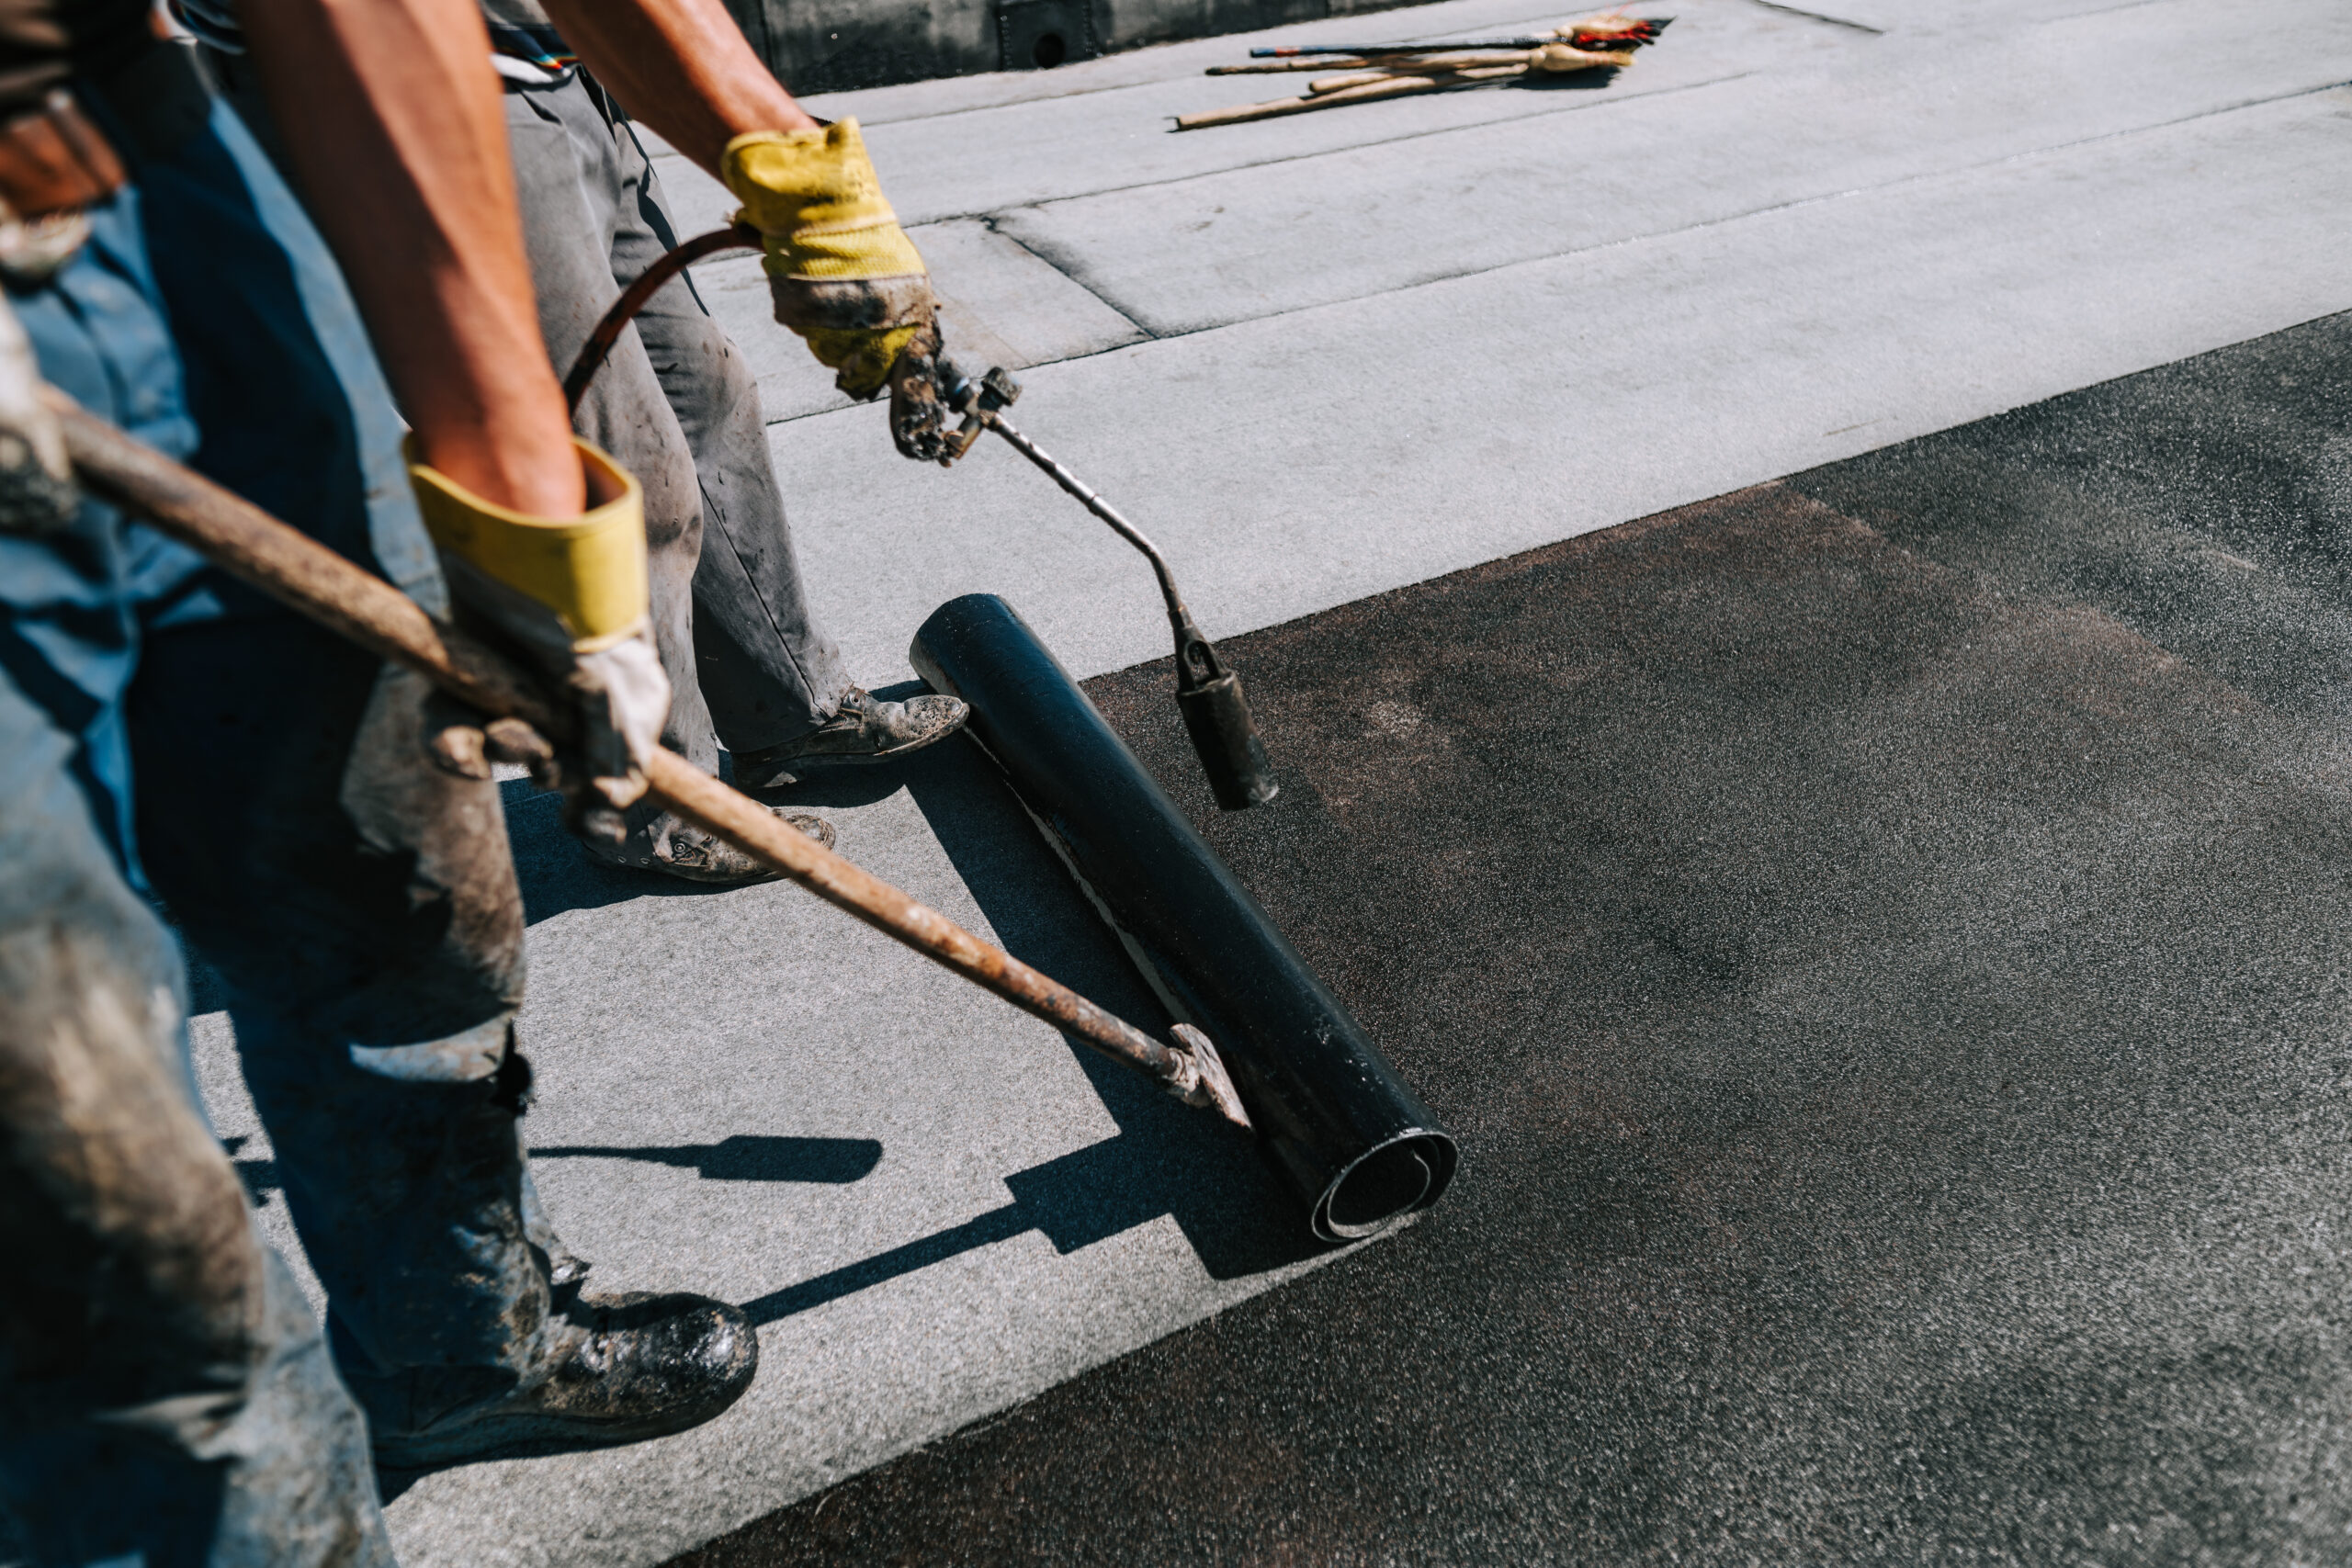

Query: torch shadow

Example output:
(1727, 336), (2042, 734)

(490, 683), (1328, 1331)
(724, 728), (1326, 1329)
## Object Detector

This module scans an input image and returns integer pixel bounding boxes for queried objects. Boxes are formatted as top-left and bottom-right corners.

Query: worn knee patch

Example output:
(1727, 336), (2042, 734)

(345, 1015), (535, 1111)
(0, 916), (266, 1417)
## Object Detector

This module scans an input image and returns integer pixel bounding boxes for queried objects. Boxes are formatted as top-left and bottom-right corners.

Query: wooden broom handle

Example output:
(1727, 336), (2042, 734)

(45, 389), (1250, 1133)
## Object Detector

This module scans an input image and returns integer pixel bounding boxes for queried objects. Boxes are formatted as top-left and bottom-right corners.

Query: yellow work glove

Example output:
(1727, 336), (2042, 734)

(721, 120), (948, 440)
(408, 437), (671, 837)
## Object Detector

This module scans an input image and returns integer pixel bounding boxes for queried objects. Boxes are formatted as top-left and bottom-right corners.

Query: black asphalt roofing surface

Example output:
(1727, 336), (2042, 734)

(672, 311), (2352, 1564)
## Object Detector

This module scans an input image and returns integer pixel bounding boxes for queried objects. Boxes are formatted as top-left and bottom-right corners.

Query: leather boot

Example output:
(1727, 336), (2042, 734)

(732, 686), (967, 789)
(585, 804), (834, 886)
(368, 1289), (759, 1469)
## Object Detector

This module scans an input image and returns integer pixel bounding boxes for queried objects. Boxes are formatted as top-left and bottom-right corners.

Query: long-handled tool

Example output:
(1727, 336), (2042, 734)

(1176, 62), (1548, 130)
(1244, 14), (1667, 55)
(45, 387), (1250, 1133)
(1179, 11), (1667, 126)
(1250, 36), (1589, 55)
(1208, 51), (1527, 73)
(564, 241), (1280, 812)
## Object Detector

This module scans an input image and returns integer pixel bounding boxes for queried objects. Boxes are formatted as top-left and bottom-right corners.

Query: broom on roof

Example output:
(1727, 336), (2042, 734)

(1177, 12), (1668, 130)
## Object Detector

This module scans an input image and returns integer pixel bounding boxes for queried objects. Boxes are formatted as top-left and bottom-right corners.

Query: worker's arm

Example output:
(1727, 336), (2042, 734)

(234, 0), (668, 824)
(533, 0), (819, 174)
(235, 0), (581, 517)
(539, 0), (950, 454)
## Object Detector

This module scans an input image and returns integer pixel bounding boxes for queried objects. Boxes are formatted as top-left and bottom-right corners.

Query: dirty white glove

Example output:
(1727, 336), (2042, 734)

(0, 290), (75, 536)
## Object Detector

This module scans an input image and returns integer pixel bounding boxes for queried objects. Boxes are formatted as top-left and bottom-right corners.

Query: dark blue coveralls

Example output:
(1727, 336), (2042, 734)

(0, 42), (579, 1565)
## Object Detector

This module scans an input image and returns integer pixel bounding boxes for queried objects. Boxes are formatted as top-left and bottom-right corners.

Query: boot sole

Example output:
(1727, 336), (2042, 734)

(373, 1383), (750, 1471)
(582, 815), (835, 883)
(758, 715), (968, 771)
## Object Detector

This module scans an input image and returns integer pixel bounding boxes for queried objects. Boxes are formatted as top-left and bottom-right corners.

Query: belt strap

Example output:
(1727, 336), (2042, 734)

(0, 39), (216, 227)
(0, 90), (126, 222)
(0, 42), (214, 283)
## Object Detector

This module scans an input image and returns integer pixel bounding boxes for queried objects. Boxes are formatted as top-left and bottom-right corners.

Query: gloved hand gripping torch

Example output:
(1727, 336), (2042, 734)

(565, 111), (1278, 813)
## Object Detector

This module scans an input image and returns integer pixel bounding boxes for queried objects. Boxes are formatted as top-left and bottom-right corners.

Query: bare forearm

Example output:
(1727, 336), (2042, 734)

(537, 0), (819, 174)
(238, 0), (582, 515)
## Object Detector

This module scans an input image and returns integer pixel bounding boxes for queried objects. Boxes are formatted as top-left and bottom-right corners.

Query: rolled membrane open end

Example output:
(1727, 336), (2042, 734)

(1315, 1132), (1457, 1242)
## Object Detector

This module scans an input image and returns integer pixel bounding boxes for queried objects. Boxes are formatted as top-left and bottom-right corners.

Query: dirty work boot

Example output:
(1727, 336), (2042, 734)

(588, 805), (834, 886)
(369, 1290), (760, 1469)
(732, 686), (968, 789)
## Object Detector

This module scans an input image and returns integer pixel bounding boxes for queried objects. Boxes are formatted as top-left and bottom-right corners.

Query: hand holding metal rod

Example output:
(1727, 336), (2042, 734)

(44, 386), (1250, 1134)
(934, 364), (1280, 812)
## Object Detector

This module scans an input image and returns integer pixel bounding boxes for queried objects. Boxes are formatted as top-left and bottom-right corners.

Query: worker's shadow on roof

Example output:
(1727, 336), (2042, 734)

(722, 732), (1326, 1328)
(222, 1134), (888, 1205)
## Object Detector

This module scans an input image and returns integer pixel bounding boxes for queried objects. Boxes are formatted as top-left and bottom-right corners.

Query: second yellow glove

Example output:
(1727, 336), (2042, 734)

(722, 119), (933, 400)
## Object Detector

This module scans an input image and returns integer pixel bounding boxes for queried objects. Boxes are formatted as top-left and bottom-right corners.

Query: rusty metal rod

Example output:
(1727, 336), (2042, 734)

(1246, 20), (1666, 55)
(1175, 73), (1462, 130)
(47, 388), (1250, 1133)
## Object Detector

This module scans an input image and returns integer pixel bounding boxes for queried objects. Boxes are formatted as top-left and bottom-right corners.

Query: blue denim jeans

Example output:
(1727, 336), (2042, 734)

(0, 60), (570, 1564)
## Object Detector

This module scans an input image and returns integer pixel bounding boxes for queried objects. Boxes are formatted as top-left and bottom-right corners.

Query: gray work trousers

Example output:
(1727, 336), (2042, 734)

(504, 71), (851, 851)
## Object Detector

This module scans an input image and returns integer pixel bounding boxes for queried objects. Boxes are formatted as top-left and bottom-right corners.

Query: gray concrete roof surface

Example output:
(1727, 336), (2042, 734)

(674, 306), (2352, 1564)
(179, 0), (2352, 1561)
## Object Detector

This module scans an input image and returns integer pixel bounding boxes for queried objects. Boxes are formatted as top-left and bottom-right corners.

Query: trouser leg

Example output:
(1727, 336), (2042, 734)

(502, 78), (717, 792)
(130, 623), (564, 1434)
(114, 92), (571, 1434)
(0, 103), (397, 1555)
(511, 73), (850, 750)
(601, 101), (852, 751)
(0, 631), (390, 1564)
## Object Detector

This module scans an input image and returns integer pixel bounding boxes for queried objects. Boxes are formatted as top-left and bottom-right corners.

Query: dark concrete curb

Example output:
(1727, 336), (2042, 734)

(724, 0), (1441, 93)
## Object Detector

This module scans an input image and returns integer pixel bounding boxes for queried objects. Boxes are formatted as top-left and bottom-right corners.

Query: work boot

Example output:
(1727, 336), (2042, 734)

(587, 805), (834, 886)
(368, 1289), (760, 1469)
(732, 686), (968, 789)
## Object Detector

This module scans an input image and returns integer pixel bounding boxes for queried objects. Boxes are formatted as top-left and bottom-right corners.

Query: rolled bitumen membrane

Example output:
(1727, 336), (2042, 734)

(912, 593), (1456, 1241)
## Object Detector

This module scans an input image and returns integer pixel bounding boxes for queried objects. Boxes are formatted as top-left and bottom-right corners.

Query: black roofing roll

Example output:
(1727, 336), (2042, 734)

(911, 594), (1456, 1242)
